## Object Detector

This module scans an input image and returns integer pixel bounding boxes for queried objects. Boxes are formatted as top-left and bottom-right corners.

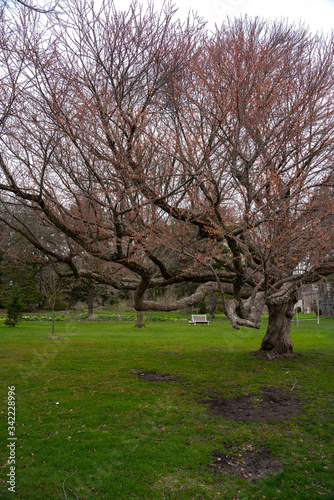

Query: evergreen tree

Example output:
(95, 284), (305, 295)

(4, 285), (23, 326)
(0, 257), (43, 309)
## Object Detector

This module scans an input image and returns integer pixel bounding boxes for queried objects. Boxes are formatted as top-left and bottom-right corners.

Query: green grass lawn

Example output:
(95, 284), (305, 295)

(0, 316), (333, 499)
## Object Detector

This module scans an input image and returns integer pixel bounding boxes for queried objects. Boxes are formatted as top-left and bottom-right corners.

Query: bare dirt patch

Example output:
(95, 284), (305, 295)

(137, 371), (180, 382)
(202, 387), (303, 421)
(212, 445), (283, 481)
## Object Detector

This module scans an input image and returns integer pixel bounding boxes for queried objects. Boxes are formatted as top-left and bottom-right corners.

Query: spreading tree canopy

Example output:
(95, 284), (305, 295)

(0, 0), (333, 356)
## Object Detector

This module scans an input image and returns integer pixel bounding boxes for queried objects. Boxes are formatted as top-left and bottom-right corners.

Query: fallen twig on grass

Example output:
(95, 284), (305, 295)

(290, 377), (298, 391)
(92, 424), (102, 432)
(62, 469), (78, 499)
(68, 486), (80, 499)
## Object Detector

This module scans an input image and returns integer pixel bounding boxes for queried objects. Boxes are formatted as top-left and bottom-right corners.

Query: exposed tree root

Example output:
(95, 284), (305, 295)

(252, 349), (295, 360)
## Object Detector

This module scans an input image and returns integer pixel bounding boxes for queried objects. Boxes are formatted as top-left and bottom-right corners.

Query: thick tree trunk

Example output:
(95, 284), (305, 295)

(129, 291), (135, 308)
(260, 292), (297, 359)
(134, 311), (146, 328)
(87, 286), (94, 318)
(209, 291), (217, 319)
(184, 305), (193, 315)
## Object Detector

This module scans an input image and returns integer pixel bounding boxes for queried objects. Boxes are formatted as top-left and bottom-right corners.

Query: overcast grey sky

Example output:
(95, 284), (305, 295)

(112, 0), (334, 34)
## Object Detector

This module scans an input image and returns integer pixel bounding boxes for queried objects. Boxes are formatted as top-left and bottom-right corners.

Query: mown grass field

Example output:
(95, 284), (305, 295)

(0, 315), (333, 499)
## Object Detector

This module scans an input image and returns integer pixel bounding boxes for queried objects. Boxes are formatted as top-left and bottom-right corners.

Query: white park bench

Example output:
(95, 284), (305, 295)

(189, 314), (209, 325)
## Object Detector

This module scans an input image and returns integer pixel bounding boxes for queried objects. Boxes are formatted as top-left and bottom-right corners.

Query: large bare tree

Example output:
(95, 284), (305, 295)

(0, 1), (333, 357)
